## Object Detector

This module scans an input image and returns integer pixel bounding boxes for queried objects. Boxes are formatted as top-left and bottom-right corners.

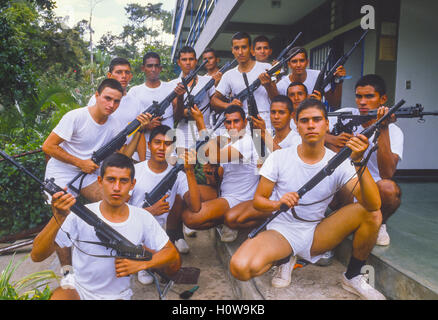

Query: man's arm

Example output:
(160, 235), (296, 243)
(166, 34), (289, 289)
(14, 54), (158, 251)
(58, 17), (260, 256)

(42, 132), (98, 174)
(115, 240), (181, 277)
(259, 72), (279, 101)
(182, 150), (201, 212)
(323, 66), (346, 109)
(172, 82), (187, 122)
(210, 91), (242, 112)
(253, 176), (299, 212)
(31, 191), (75, 262)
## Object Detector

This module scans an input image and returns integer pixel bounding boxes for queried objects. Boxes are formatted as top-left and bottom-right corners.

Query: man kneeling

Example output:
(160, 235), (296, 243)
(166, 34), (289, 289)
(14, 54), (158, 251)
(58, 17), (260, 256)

(229, 99), (385, 300)
(31, 153), (180, 300)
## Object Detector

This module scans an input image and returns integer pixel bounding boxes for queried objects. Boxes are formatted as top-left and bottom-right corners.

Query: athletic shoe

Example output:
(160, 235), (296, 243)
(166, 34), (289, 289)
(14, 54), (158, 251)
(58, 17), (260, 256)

(137, 270), (154, 285)
(183, 224), (197, 237)
(376, 224), (390, 246)
(175, 238), (190, 254)
(341, 273), (386, 300)
(271, 255), (297, 288)
(219, 225), (238, 243)
(315, 250), (334, 266)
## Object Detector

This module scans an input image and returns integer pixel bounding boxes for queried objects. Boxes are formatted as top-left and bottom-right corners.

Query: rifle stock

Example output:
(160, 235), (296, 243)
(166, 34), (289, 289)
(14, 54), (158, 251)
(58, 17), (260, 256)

(248, 99), (406, 238)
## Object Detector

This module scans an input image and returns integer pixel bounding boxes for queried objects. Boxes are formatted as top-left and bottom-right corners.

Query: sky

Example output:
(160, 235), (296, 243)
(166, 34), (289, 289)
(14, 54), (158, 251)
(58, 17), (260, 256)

(53, 0), (176, 44)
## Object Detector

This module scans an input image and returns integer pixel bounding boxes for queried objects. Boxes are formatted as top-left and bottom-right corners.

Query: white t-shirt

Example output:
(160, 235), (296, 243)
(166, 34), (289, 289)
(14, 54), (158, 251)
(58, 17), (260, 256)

(44, 107), (121, 189)
(169, 75), (215, 148)
(260, 146), (356, 225)
(220, 133), (260, 203)
(129, 160), (189, 229)
(277, 129), (302, 149)
(128, 81), (176, 159)
(276, 69), (330, 96)
(55, 201), (169, 300)
(216, 61), (273, 127)
(328, 107), (404, 182)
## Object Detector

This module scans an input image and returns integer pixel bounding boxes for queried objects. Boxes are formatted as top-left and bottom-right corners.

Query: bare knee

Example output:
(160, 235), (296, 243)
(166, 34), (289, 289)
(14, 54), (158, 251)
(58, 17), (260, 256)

(182, 209), (201, 229)
(364, 209), (382, 229)
(224, 210), (239, 229)
(230, 253), (265, 281)
(378, 179), (401, 216)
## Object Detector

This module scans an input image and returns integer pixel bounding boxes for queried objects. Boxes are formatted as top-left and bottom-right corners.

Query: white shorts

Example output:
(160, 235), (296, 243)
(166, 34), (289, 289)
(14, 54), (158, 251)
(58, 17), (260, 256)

(70, 275), (132, 300)
(267, 220), (324, 264)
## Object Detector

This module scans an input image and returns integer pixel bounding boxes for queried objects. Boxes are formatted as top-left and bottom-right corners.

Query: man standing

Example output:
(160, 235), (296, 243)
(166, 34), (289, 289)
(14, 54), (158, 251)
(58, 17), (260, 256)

(230, 99), (386, 299)
(211, 32), (278, 131)
(275, 47), (345, 108)
(327, 74), (403, 246)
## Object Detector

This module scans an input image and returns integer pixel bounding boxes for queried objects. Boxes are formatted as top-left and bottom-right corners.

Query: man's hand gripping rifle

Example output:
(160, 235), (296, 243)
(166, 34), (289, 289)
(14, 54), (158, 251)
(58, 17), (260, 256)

(248, 99), (406, 239)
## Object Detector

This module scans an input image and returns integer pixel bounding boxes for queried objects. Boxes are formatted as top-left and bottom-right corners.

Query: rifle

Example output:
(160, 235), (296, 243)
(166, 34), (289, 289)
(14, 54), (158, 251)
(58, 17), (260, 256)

(248, 99), (406, 239)
(321, 30), (369, 89)
(0, 148), (152, 261)
(312, 48), (333, 96)
(243, 72), (266, 158)
(183, 59), (238, 121)
(329, 104), (438, 136)
(143, 115), (227, 208)
(273, 32), (303, 81)
(67, 60), (207, 194)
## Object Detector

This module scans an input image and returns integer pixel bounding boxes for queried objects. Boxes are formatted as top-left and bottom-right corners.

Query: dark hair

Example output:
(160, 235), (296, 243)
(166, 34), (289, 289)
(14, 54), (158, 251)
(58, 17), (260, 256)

(224, 104), (246, 122)
(288, 46), (308, 60)
(287, 81), (308, 95)
(97, 78), (124, 95)
(271, 95), (294, 113)
(177, 46), (196, 60)
(100, 153), (135, 180)
(202, 47), (217, 57)
(231, 32), (251, 47)
(253, 35), (270, 48)
(149, 125), (172, 143)
(355, 74), (387, 96)
(142, 52), (161, 66)
(108, 57), (131, 73)
(295, 98), (327, 121)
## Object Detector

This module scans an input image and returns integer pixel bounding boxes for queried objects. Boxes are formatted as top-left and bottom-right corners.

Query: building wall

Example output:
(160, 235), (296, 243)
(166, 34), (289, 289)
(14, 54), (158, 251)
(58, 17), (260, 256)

(395, 0), (438, 169)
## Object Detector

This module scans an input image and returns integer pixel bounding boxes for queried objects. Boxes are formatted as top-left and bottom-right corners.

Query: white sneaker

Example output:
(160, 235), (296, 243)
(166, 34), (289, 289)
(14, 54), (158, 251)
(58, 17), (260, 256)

(376, 224), (390, 246)
(175, 238), (190, 254)
(137, 270), (154, 285)
(271, 255), (297, 288)
(219, 225), (238, 243)
(341, 273), (386, 300)
(183, 224), (197, 237)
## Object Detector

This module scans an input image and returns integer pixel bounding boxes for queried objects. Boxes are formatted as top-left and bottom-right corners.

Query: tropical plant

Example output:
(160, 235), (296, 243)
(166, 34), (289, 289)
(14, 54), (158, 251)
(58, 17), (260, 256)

(0, 254), (58, 300)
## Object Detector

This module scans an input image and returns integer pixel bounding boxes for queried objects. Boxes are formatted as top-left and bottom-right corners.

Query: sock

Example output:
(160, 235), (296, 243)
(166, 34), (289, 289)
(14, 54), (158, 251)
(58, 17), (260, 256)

(167, 229), (184, 243)
(345, 256), (366, 280)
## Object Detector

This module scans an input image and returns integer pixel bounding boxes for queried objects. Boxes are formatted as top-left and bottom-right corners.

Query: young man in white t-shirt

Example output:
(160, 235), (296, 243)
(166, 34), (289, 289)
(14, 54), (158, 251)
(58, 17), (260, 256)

(182, 105), (265, 243)
(30, 153), (181, 300)
(230, 99), (386, 300)
(128, 125), (201, 284)
(210, 32), (278, 131)
(326, 74), (403, 247)
(128, 52), (186, 160)
(42, 79), (150, 202)
(275, 47), (346, 109)
(87, 58), (146, 161)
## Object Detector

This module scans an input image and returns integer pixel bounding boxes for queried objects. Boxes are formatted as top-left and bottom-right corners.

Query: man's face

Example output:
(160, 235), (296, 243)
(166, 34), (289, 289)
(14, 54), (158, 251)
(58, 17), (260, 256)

(203, 51), (219, 71)
(231, 38), (251, 64)
(355, 85), (387, 114)
(270, 102), (293, 131)
(224, 112), (246, 139)
(251, 41), (272, 63)
(95, 87), (122, 116)
(142, 57), (162, 82)
(98, 167), (135, 207)
(287, 85), (308, 111)
(178, 52), (197, 75)
(148, 133), (175, 163)
(108, 64), (132, 89)
(288, 52), (308, 75)
(296, 107), (328, 144)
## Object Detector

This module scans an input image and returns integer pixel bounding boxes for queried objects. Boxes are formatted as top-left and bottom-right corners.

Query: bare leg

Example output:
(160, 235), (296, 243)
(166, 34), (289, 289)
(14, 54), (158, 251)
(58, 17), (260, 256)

(80, 181), (102, 202)
(377, 179), (401, 224)
(182, 198), (230, 230)
(50, 287), (80, 300)
(199, 184), (218, 202)
(230, 230), (293, 281)
(224, 200), (271, 229)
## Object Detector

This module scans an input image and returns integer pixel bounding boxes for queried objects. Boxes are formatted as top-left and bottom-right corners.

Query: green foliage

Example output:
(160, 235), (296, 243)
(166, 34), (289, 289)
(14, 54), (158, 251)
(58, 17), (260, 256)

(0, 254), (58, 300)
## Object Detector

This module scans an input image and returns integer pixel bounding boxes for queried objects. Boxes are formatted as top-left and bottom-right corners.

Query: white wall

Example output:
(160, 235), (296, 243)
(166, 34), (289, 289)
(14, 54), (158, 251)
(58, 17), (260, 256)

(395, 0), (438, 169)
